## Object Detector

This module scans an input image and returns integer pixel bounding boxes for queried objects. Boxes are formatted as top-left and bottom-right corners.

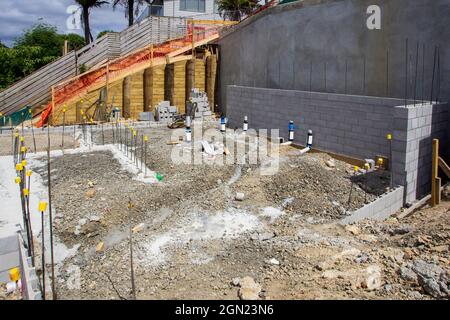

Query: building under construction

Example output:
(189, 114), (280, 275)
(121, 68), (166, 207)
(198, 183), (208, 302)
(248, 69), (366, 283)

(0, 0), (449, 301)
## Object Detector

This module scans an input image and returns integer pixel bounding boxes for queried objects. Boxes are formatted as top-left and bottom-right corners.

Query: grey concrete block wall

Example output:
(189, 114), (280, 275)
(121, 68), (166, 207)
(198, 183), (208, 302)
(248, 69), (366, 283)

(218, 0), (450, 115)
(227, 85), (449, 204)
(227, 85), (407, 160)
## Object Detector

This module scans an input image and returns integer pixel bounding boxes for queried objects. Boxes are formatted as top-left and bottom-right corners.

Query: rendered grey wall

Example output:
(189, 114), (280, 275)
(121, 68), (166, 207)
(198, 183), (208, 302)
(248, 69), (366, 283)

(227, 85), (449, 204)
(218, 0), (450, 113)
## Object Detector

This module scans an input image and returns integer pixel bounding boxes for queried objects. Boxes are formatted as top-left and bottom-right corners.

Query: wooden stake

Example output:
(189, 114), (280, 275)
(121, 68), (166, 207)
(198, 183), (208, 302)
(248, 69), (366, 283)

(431, 139), (440, 207)
(105, 64), (109, 121)
(63, 40), (68, 56)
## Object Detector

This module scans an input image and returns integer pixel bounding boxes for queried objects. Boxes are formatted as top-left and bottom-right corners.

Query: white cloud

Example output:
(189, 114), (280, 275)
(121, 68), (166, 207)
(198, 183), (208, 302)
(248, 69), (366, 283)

(0, 0), (131, 46)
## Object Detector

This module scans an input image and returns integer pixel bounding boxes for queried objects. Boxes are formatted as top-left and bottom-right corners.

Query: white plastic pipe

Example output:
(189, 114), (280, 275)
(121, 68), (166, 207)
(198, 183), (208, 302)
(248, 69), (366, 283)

(299, 146), (311, 155)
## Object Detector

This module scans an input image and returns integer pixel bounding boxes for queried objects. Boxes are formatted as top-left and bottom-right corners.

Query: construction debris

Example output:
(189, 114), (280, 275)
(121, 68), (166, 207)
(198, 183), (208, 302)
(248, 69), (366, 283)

(155, 101), (178, 123)
(238, 277), (261, 300)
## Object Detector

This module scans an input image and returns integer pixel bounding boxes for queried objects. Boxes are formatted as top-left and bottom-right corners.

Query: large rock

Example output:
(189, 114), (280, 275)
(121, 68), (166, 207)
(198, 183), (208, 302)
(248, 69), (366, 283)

(238, 277), (261, 300)
(412, 260), (449, 298)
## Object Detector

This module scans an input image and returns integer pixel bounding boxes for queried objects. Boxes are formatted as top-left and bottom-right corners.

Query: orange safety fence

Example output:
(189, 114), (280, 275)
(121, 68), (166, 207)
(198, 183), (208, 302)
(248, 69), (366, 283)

(37, 23), (222, 128)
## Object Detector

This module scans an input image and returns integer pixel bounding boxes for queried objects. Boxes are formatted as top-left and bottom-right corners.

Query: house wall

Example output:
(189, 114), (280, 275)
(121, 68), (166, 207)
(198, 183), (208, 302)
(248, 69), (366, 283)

(163, 0), (222, 20)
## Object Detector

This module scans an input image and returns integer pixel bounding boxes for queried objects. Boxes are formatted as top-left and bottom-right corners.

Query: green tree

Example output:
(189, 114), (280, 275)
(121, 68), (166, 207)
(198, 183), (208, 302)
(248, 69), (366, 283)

(15, 24), (63, 57)
(74, 0), (109, 44)
(217, 0), (259, 21)
(97, 30), (116, 39)
(113, 0), (148, 26)
(0, 46), (55, 89)
(62, 33), (86, 51)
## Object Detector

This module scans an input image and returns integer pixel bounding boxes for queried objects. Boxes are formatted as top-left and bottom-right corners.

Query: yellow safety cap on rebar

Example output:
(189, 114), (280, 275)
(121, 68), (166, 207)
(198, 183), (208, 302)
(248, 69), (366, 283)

(38, 201), (47, 212)
(80, 99), (84, 104)
(144, 136), (148, 142)
(63, 108), (67, 113)
(29, 109), (32, 113)
(15, 163), (23, 171)
(14, 132), (19, 137)
(133, 131), (137, 136)
(83, 115), (87, 120)
(386, 133), (392, 140)
(21, 160), (27, 167)
(80, 109), (84, 114)
(15, 177), (21, 184)
(20, 136), (24, 142)
(9, 267), (20, 282)
(377, 158), (384, 165)
(21, 146), (27, 153)
(354, 166), (359, 172)
(23, 188), (29, 196)
(26, 170), (32, 177)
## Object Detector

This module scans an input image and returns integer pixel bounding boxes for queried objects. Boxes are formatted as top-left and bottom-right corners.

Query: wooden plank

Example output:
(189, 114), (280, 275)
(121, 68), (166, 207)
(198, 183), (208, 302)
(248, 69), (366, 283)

(431, 139), (439, 207)
(192, 20), (238, 26)
(167, 55), (193, 64)
(438, 157), (450, 178)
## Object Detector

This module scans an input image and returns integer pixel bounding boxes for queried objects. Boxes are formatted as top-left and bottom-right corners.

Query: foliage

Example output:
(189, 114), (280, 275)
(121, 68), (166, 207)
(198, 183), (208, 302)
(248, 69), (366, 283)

(0, 46), (55, 89)
(113, 0), (149, 26)
(0, 24), (87, 89)
(14, 24), (86, 55)
(97, 30), (116, 39)
(62, 33), (86, 51)
(75, 0), (110, 43)
(217, 0), (260, 21)
(79, 63), (88, 74)
(15, 24), (64, 57)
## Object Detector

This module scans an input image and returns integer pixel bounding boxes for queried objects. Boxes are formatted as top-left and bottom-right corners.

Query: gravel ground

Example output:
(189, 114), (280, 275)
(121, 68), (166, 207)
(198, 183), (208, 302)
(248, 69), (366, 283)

(23, 122), (447, 301)
(0, 129), (78, 156)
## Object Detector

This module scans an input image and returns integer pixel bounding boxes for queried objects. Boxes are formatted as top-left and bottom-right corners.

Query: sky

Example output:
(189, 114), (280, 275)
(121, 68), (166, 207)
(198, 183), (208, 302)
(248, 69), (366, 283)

(0, 0), (132, 47)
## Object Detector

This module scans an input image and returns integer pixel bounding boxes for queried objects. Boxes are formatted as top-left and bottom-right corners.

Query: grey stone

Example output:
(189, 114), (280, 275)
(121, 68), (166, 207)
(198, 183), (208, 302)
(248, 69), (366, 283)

(389, 225), (414, 235)
(412, 260), (449, 298)
(399, 266), (418, 283)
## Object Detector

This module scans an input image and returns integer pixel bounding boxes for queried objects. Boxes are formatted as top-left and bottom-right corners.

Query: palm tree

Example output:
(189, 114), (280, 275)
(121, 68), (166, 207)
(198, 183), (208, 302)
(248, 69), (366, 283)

(217, 0), (260, 21)
(75, 0), (109, 44)
(113, 0), (149, 26)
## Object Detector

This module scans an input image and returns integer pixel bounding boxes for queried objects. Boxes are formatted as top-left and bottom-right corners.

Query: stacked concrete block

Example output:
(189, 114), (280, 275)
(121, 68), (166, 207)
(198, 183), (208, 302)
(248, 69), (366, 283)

(189, 88), (212, 118)
(340, 187), (404, 224)
(155, 101), (178, 122)
(139, 112), (155, 122)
